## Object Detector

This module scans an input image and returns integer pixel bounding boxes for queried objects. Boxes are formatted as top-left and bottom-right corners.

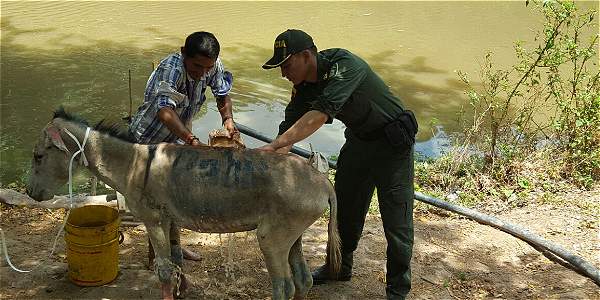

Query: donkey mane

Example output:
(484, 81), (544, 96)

(53, 106), (136, 143)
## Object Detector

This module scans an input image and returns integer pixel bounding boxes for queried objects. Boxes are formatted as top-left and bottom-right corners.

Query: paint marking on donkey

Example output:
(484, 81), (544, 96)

(26, 108), (341, 300)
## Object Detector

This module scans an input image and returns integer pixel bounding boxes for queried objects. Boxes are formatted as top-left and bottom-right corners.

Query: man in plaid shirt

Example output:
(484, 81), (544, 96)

(130, 31), (238, 146)
(128, 31), (239, 275)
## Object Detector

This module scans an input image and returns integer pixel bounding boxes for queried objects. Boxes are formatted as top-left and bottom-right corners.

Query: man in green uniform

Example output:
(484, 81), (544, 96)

(258, 29), (417, 299)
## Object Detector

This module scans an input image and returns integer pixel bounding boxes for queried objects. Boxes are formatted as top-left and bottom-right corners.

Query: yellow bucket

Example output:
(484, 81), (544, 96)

(65, 205), (120, 286)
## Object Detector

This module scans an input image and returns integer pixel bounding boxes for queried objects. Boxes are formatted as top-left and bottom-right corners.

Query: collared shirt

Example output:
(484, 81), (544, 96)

(278, 48), (405, 139)
(129, 52), (233, 144)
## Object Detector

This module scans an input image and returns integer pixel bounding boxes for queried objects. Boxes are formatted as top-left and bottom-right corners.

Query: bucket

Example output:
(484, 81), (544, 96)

(65, 205), (120, 286)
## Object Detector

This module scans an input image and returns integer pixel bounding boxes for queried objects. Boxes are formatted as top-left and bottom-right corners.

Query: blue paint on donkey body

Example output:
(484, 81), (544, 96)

(170, 147), (270, 191)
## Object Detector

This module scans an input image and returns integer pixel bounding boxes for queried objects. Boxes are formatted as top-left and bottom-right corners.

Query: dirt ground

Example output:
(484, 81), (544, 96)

(1, 197), (598, 300)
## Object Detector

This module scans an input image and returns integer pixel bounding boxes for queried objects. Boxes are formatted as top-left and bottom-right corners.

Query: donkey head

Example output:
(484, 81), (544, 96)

(26, 123), (71, 201)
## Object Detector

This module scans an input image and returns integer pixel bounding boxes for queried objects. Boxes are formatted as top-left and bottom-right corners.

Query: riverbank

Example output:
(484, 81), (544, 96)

(0, 187), (598, 299)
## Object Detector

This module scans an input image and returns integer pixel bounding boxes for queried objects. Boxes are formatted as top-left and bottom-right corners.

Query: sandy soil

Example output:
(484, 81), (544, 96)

(0, 200), (598, 299)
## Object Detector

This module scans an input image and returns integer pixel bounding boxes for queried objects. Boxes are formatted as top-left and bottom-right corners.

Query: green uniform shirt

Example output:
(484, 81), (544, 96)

(278, 48), (406, 139)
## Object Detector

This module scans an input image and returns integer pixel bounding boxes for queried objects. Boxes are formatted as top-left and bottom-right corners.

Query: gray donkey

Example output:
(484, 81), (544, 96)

(27, 108), (341, 300)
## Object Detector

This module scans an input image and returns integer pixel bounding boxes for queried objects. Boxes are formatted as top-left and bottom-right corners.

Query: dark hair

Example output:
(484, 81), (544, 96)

(182, 31), (220, 59)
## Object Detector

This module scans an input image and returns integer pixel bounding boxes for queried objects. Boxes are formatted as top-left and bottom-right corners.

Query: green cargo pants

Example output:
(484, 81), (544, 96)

(335, 129), (414, 299)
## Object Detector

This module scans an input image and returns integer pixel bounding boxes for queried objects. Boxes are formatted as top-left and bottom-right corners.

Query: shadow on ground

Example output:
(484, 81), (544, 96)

(1, 205), (597, 299)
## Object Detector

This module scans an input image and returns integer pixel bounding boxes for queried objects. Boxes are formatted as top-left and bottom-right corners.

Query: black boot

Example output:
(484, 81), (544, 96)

(312, 252), (353, 285)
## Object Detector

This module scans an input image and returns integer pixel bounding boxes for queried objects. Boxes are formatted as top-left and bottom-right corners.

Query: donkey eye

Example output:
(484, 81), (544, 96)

(34, 153), (44, 162)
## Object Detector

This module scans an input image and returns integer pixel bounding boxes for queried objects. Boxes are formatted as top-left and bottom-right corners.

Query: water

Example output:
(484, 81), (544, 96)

(1, 1), (596, 184)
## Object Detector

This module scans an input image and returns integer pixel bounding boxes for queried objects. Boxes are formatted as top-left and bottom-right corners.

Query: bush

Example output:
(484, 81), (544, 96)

(456, 0), (599, 188)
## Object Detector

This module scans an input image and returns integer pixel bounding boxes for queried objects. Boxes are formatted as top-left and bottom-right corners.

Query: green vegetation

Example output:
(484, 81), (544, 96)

(416, 0), (599, 211)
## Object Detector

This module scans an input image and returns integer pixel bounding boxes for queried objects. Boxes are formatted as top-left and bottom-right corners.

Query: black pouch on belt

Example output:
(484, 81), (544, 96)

(384, 110), (419, 148)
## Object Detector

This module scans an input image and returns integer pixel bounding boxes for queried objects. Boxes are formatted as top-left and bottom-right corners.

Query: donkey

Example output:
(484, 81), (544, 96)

(26, 108), (341, 300)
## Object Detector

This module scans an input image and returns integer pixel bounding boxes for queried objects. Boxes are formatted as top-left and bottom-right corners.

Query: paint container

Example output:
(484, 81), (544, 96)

(65, 205), (120, 286)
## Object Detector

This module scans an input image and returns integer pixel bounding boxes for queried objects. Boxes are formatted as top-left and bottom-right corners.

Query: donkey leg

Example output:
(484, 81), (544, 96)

(146, 222), (178, 300)
(289, 235), (312, 300)
(257, 224), (296, 300)
(169, 224), (184, 268)
(169, 224), (190, 299)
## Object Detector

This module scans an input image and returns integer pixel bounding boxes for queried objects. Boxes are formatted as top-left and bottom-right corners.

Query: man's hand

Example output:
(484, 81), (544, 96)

(185, 134), (206, 146)
(217, 94), (237, 138)
(223, 118), (239, 139)
(190, 138), (206, 146)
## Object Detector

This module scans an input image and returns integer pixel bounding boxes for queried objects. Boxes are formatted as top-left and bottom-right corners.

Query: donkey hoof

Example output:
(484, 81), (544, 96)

(174, 274), (190, 299)
(161, 283), (175, 300)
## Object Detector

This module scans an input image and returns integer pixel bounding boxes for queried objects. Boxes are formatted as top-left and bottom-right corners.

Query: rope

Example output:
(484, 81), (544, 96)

(0, 229), (30, 273)
(0, 127), (90, 273)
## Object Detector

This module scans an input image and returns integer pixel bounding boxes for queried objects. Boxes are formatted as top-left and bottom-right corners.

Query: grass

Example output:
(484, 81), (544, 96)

(413, 145), (599, 215)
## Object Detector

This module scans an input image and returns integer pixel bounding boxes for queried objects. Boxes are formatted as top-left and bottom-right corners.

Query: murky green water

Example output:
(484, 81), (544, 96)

(1, 1), (597, 184)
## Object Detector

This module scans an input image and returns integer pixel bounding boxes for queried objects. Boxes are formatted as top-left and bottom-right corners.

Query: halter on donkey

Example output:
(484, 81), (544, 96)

(27, 108), (341, 300)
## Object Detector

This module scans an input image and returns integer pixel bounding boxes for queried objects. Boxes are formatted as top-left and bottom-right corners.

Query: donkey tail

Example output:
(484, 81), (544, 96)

(326, 184), (342, 277)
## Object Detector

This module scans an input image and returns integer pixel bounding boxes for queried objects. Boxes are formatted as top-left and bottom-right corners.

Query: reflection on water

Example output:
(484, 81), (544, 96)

(1, 1), (596, 183)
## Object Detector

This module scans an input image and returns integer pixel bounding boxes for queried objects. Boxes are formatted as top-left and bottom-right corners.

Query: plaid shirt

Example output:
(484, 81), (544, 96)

(129, 52), (233, 144)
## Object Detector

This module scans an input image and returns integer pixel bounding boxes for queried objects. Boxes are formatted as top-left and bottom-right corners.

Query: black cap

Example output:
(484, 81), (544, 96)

(262, 29), (314, 69)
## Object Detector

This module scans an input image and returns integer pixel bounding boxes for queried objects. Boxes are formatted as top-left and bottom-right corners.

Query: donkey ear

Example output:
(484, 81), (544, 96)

(46, 126), (69, 153)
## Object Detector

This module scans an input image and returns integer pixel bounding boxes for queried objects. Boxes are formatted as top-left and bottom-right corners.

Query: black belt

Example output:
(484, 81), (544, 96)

(353, 123), (388, 141)
(354, 110), (417, 146)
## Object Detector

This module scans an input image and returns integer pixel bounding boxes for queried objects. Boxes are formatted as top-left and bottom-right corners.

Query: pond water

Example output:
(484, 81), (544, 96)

(1, 1), (596, 184)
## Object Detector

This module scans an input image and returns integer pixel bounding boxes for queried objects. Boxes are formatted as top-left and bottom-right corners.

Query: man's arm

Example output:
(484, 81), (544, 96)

(216, 94), (238, 137)
(157, 107), (202, 145)
(275, 142), (293, 154)
(258, 110), (328, 152)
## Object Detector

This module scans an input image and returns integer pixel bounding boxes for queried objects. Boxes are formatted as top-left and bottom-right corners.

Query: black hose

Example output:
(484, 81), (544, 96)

(235, 122), (600, 286)
(415, 192), (600, 285)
